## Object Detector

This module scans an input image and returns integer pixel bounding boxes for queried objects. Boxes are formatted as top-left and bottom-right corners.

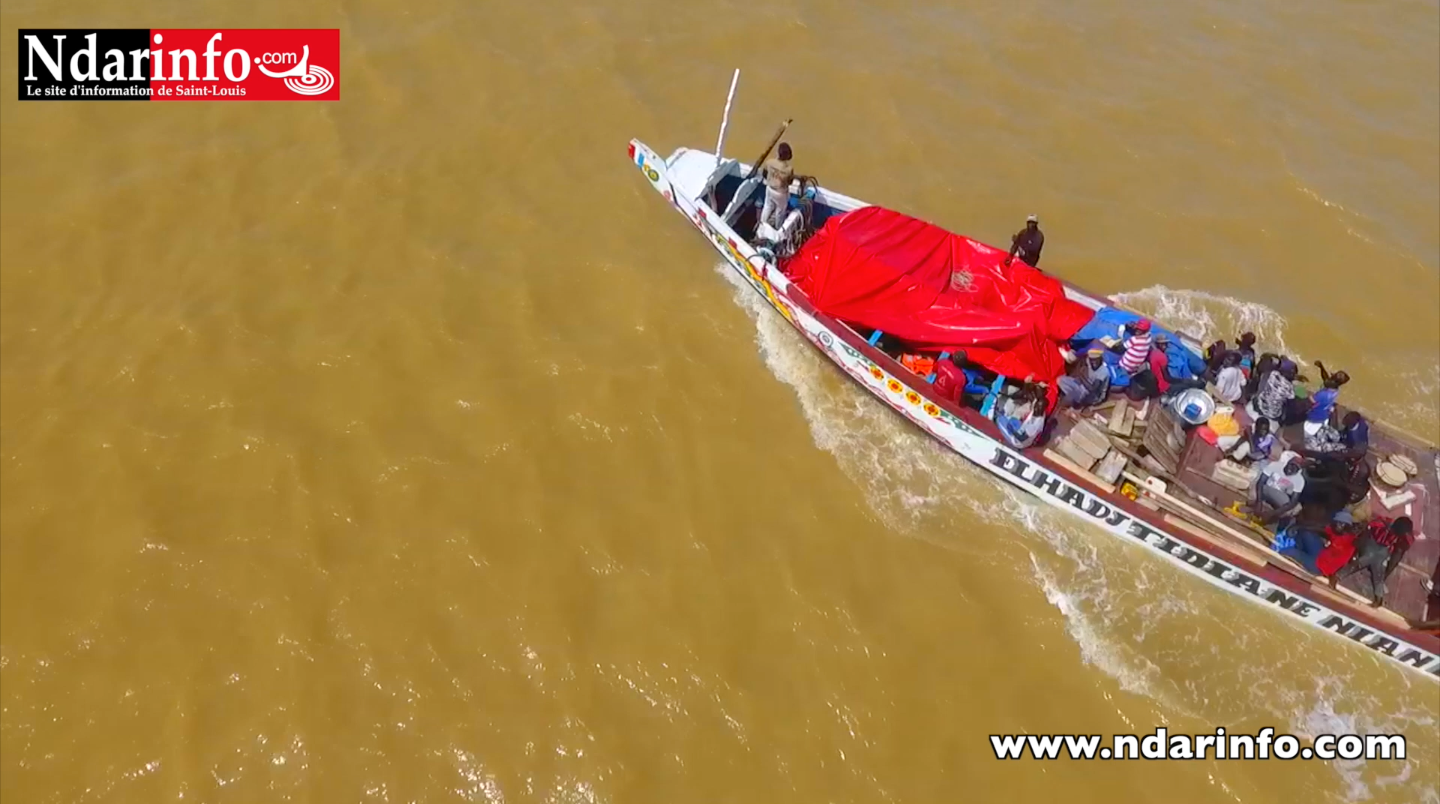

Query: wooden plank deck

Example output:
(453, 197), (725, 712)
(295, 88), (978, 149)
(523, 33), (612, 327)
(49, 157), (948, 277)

(1051, 395), (1440, 625)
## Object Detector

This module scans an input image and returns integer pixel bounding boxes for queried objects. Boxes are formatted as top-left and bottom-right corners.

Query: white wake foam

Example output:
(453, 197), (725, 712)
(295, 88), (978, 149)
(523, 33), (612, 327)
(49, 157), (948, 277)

(713, 264), (1438, 802)
(1113, 285), (1439, 437)
(714, 263), (1178, 698)
(1111, 285), (1302, 360)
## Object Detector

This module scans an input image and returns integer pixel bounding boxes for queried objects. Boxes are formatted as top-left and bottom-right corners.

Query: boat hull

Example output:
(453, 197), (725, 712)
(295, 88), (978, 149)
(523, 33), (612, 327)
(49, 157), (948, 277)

(629, 139), (1440, 681)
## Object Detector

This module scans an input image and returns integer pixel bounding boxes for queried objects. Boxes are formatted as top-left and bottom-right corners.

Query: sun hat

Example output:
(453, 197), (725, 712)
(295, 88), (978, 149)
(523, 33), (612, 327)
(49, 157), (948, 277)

(1376, 461), (1407, 488)
(1390, 454), (1418, 476)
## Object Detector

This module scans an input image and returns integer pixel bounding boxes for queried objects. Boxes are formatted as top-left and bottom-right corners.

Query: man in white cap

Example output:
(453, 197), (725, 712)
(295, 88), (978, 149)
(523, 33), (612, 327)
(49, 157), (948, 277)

(1005, 215), (1045, 267)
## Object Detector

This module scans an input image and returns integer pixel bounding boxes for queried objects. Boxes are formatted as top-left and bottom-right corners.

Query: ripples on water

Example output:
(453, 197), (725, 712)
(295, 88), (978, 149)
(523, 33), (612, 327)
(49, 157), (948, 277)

(718, 263), (1439, 803)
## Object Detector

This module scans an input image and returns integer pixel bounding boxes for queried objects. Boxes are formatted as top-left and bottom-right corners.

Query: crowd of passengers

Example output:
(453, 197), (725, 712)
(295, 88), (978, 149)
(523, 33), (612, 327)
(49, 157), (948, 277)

(757, 166), (1421, 611)
(894, 321), (1415, 610)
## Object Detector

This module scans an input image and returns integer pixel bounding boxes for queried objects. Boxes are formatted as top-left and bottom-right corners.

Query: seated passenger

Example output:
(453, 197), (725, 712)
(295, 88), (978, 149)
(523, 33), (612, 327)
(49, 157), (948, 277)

(1212, 352), (1246, 404)
(932, 350), (989, 405)
(1333, 516), (1415, 607)
(1247, 450), (1306, 522)
(1316, 521), (1360, 578)
(1303, 360), (1350, 440)
(1339, 411), (1370, 456)
(1149, 333), (1207, 396)
(1244, 352), (1279, 400)
(1303, 409), (1348, 454)
(1301, 446), (1372, 522)
(1202, 339), (1230, 381)
(1173, 334), (1210, 384)
(1057, 346), (1111, 408)
(1224, 417), (1275, 464)
(1248, 358), (1297, 430)
(1273, 520), (1328, 575)
(1233, 331), (1258, 373)
(1112, 319), (1153, 377)
(997, 384), (1046, 448)
(1300, 411), (1369, 461)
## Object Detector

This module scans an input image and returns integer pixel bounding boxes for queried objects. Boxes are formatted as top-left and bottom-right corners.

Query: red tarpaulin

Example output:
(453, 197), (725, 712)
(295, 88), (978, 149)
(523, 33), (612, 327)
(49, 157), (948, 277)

(783, 206), (1092, 390)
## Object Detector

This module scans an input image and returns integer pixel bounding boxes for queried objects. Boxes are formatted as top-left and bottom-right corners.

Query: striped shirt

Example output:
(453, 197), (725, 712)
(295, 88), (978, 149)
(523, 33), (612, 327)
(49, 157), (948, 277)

(1366, 517), (1414, 551)
(1118, 333), (1152, 375)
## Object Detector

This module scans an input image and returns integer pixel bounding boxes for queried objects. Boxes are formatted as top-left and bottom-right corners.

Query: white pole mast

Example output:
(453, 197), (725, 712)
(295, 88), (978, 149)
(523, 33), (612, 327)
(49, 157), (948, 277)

(715, 68), (740, 168)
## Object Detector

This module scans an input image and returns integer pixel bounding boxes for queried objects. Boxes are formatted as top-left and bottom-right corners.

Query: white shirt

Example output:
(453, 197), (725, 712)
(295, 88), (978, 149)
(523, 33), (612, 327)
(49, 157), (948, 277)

(1260, 450), (1306, 496)
(1214, 366), (1245, 403)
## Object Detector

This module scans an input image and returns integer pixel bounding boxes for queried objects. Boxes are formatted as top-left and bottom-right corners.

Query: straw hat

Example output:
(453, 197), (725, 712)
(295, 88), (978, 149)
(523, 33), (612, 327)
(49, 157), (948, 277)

(1389, 454), (1419, 477)
(1375, 461), (1407, 488)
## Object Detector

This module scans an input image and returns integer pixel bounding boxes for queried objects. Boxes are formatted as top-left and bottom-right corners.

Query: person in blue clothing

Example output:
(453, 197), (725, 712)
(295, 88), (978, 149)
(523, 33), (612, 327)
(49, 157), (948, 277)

(1234, 332), (1258, 372)
(1225, 417), (1276, 464)
(1303, 360), (1350, 440)
(1274, 519), (1329, 575)
(1302, 410), (1370, 461)
(1339, 411), (1369, 454)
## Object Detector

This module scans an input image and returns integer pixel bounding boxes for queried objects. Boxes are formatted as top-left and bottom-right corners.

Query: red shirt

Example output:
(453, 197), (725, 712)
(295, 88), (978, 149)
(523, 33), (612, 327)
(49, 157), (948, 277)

(1367, 517), (1414, 551)
(1147, 347), (1170, 393)
(1317, 528), (1357, 576)
(933, 361), (965, 403)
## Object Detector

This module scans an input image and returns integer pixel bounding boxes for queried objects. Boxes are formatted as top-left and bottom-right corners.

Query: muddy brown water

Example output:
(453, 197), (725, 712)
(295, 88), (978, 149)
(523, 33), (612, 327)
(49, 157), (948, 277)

(2, 0), (1437, 801)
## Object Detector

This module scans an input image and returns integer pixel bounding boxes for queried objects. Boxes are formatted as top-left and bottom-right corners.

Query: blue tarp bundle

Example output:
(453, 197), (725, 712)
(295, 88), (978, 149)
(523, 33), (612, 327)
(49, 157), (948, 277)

(1070, 306), (1206, 386)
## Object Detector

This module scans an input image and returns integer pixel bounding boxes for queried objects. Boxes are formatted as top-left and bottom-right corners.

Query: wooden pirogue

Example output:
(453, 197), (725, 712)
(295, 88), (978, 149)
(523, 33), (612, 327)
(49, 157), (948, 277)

(626, 79), (1440, 681)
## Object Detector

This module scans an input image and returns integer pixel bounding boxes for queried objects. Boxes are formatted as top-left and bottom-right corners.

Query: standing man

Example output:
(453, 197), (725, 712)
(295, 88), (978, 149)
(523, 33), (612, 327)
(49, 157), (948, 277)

(1005, 215), (1045, 267)
(761, 143), (795, 229)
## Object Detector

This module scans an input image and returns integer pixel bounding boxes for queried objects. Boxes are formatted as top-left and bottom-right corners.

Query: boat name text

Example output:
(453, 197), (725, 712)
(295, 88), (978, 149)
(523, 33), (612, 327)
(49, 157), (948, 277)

(988, 448), (1439, 675)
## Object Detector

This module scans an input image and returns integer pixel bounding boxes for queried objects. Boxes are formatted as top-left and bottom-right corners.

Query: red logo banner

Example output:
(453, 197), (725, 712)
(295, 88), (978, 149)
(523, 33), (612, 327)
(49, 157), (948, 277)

(19, 29), (340, 101)
(148, 29), (339, 101)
